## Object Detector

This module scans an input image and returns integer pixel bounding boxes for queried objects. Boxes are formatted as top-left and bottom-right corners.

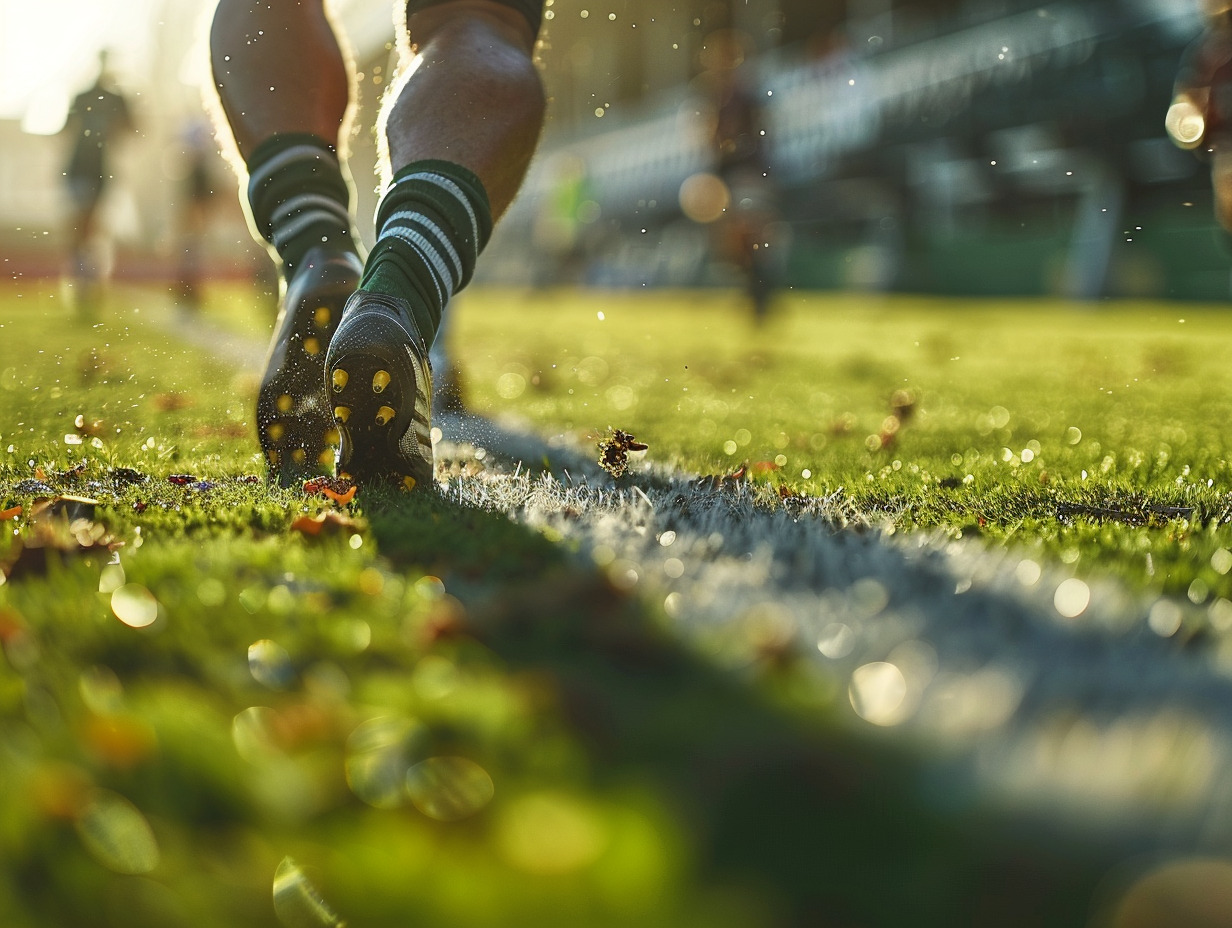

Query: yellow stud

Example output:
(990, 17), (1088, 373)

(333, 406), (351, 423)
(376, 405), (396, 426)
(276, 394), (294, 413)
(402, 476), (417, 492)
(325, 428), (340, 445)
(303, 337), (320, 356)
(318, 449), (334, 467)
(267, 422), (285, 442)
(268, 450), (281, 467)
(292, 448), (307, 464)
(332, 369), (349, 393)
(314, 306), (331, 328)
(372, 370), (391, 393)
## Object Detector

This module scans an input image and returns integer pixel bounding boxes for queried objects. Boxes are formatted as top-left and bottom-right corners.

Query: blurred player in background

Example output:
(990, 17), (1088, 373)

(62, 51), (134, 318)
(172, 118), (221, 315)
(1167, 0), (1232, 245)
(696, 29), (780, 324)
(209, 0), (545, 487)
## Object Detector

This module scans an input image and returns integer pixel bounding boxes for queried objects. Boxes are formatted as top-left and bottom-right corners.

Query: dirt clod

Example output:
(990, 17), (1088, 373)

(597, 429), (648, 479)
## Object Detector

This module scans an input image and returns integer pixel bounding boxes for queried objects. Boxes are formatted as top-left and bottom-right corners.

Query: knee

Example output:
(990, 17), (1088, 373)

(404, 0), (542, 49)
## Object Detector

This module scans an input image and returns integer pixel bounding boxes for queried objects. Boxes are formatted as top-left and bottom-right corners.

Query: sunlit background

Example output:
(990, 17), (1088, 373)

(0, 0), (171, 134)
(6, 3), (1232, 926)
(0, 0), (1219, 295)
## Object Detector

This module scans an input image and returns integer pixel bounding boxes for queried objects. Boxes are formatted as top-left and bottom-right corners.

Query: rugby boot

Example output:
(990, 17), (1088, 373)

(257, 246), (363, 485)
(325, 291), (434, 491)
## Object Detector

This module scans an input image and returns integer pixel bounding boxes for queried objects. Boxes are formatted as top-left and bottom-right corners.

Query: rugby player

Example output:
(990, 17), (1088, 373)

(209, 0), (545, 486)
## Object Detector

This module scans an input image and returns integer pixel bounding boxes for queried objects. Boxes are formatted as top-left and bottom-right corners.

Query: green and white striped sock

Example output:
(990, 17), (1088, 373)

(245, 133), (359, 280)
(358, 159), (493, 346)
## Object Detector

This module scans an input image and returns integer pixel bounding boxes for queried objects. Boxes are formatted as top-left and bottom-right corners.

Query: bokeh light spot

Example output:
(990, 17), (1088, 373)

(249, 639), (296, 690)
(679, 172), (730, 224)
(817, 623), (855, 659)
(849, 662), (908, 726)
(232, 706), (280, 762)
(345, 717), (425, 809)
(272, 857), (346, 928)
(75, 790), (160, 875)
(110, 584), (159, 629)
(1109, 857), (1232, 928)
(1147, 600), (1183, 638)
(496, 792), (607, 875)
(1054, 579), (1091, 618)
(406, 756), (495, 822)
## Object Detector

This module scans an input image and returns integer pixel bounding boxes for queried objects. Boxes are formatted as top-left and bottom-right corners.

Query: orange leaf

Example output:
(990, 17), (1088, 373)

(290, 511), (359, 537)
(303, 476), (358, 504)
(290, 515), (325, 537)
(322, 485), (357, 505)
(0, 506), (21, 521)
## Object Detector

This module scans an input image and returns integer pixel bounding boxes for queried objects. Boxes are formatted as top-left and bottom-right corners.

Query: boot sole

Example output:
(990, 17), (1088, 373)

(326, 297), (434, 490)
(257, 252), (361, 485)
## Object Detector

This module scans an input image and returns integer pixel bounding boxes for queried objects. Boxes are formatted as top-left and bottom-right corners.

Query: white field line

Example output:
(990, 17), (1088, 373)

(437, 410), (1232, 855)
(161, 304), (1232, 855)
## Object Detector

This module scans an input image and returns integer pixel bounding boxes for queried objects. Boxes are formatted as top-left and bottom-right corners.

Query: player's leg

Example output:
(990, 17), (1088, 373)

(380, 0), (547, 217)
(326, 0), (545, 488)
(66, 186), (103, 318)
(210, 0), (364, 483)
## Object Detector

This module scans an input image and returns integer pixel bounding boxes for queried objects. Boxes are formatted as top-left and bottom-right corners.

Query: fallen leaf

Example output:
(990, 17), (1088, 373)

(290, 511), (361, 537)
(0, 506), (21, 522)
(324, 485), (357, 505)
(303, 476), (357, 504)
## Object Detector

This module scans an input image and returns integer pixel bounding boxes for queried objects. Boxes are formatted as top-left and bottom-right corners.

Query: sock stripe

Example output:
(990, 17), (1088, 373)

(359, 159), (493, 348)
(244, 134), (357, 277)
(385, 212), (465, 284)
(253, 142), (334, 177)
(387, 229), (453, 298)
(272, 193), (353, 228)
(272, 211), (351, 254)
(384, 231), (449, 306)
(390, 172), (481, 248)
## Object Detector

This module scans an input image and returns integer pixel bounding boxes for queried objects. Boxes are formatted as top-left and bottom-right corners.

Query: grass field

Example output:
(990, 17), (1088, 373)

(2, 281), (1231, 927)
(451, 288), (1232, 601)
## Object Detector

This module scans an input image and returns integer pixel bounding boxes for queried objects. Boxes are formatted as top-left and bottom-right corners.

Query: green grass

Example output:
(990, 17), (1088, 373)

(452, 288), (1232, 602)
(0, 281), (1223, 927)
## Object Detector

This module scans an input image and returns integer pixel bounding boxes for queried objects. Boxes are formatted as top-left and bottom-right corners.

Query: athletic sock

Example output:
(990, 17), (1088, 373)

(245, 133), (359, 281)
(358, 159), (493, 347)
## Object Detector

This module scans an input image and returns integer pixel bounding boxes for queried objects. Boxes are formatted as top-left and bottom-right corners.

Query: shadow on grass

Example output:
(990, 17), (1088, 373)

(365, 491), (1114, 928)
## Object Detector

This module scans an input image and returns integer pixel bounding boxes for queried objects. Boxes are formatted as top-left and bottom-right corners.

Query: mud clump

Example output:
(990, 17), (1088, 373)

(597, 429), (648, 479)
